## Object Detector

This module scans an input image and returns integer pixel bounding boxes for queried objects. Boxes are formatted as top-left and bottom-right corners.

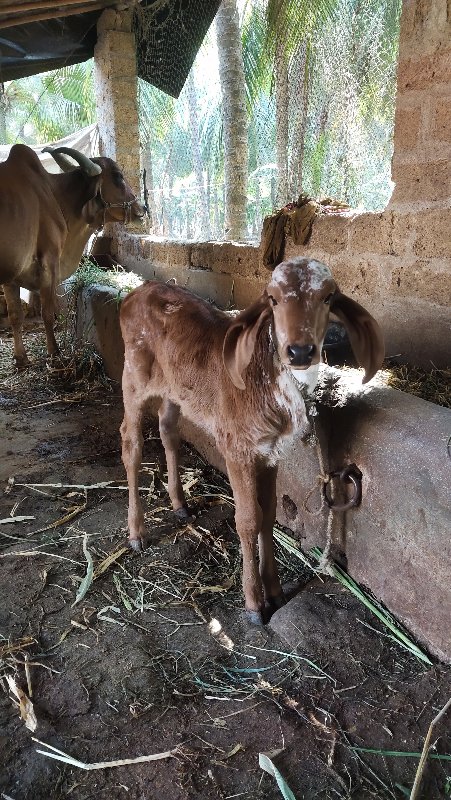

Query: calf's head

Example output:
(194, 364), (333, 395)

(223, 257), (385, 389)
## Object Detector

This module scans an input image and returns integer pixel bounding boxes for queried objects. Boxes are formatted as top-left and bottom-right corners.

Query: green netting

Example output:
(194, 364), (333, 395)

(138, 0), (401, 242)
(1, 0), (401, 243)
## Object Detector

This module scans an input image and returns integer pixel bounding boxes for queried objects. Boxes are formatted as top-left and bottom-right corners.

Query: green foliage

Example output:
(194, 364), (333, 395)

(1, 61), (95, 145)
(2, 0), (402, 235)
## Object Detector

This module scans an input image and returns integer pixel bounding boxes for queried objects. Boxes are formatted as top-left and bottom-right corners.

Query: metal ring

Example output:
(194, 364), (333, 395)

(322, 463), (363, 512)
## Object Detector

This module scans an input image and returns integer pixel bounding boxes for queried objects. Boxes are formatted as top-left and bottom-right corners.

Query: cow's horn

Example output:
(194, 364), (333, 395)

(42, 147), (75, 172)
(43, 146), (102, 176)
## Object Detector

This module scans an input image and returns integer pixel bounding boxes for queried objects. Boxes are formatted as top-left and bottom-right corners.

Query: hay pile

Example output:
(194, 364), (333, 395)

(382, 361), (450, 408)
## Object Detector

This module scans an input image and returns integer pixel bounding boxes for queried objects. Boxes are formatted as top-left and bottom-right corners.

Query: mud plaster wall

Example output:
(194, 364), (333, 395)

(108, 0), (450, 368)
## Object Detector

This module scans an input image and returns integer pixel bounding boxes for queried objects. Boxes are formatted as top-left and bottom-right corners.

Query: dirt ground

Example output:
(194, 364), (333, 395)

(1, 323), (451, 800)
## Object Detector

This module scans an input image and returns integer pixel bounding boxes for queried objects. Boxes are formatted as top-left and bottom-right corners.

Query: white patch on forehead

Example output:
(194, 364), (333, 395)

(306, 260), (332, 290)
(269, 259), (332, 296)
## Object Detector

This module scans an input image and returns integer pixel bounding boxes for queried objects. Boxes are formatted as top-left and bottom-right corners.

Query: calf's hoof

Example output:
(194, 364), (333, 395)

(14, 356), (31, 371)
(174, 505), (194, 525)
(128, 537), (146, 553)
(266, 592), (287, 613)
(246, 609), (265, 626)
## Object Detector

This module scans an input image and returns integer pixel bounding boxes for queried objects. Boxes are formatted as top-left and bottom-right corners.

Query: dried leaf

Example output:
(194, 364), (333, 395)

(92, 546), (128, 579)
(32, 737), (177, 770)
(225, 743), (245, 759)
(6, 675), (37, 732)
(72, 534), (94, 607)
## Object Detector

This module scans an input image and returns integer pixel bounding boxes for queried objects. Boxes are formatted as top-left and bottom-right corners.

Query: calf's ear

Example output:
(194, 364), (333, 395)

(223, 295), (271, 390)
(330, 292), (385, 383)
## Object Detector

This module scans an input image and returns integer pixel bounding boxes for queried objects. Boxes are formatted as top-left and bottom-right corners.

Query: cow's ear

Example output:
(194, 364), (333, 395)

(223, 294), (271, 390)
(81, 176), (102, 224)
(330, 292), (385, 383)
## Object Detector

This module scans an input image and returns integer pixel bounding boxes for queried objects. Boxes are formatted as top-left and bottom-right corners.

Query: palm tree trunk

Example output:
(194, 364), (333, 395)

(289, 43), (310, 198)
(275, 40), (289, 207)
(187, 70), (212, 239)
(216, 0), (249, 241)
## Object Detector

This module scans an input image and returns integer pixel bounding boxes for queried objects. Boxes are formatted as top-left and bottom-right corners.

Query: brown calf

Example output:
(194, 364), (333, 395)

(120, 257), (384, 623)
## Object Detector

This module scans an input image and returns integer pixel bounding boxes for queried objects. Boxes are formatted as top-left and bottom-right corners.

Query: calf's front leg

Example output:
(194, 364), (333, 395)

(226, 458), (265, 624)
(257, 463), (285, 613)
(121, 364), (149, 551)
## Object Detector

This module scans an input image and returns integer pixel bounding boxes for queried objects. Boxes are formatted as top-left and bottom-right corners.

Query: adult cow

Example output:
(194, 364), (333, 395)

(0, 144), (145, 367)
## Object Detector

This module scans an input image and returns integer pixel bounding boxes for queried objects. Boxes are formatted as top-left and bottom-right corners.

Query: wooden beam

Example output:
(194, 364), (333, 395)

(0, 0), (107, 14)
(0, 0), (119, 28)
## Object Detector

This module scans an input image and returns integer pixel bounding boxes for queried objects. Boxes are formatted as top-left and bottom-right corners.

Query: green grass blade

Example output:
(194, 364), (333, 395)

(351, 746), (451, 762)
(309, 547), (432, 665)
(72, 533), (93, 607)
(272, 529), (432, 666)
(259, 753), (298, 800)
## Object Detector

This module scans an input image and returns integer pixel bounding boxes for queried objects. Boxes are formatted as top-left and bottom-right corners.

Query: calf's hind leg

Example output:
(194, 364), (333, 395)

(158, 398), (190, 521)
(121, 360), (154, 551)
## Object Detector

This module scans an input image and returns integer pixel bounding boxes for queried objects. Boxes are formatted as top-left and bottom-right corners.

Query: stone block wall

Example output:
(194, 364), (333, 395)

(114, 203), (450, 367)
(94, 9), (142, 227)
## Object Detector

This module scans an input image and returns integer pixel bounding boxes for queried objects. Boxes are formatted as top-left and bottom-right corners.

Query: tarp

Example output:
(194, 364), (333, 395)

(0, 123), (99, 169)
(0, 12), (99, 82)
(0, 1), (222, 98)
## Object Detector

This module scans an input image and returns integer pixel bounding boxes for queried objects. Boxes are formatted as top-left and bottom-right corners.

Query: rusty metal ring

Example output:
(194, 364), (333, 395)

(322, 463), (363, 512)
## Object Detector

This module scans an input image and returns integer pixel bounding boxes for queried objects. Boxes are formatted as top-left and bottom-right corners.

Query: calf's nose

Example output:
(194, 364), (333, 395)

(287, 343), (316, 366)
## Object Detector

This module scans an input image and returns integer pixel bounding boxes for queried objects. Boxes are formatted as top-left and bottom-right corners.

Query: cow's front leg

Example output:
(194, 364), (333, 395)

(226, 458), (265, 623)
(3, 284), (29, 368)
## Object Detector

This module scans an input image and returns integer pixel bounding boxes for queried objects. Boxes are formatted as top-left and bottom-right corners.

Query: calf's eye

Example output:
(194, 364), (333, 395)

(268, 295), (278, 307)
(324, 293), (334, 305)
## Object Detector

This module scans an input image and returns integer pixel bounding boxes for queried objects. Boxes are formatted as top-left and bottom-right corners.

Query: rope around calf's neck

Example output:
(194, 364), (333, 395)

(286, 370), (336, 576)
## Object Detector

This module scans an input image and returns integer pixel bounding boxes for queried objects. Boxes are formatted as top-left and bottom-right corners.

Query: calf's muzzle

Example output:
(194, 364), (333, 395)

(287, 343), (316, 367)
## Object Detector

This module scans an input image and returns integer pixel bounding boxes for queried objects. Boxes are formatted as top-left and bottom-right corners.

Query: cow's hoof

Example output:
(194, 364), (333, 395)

(14, 357), (31, 371)
(129, 537), (145, 553)
(246, 609), (265, 626)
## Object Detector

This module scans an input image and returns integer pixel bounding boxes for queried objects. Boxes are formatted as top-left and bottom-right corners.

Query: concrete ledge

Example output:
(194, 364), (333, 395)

(77, 283), (451, 663)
